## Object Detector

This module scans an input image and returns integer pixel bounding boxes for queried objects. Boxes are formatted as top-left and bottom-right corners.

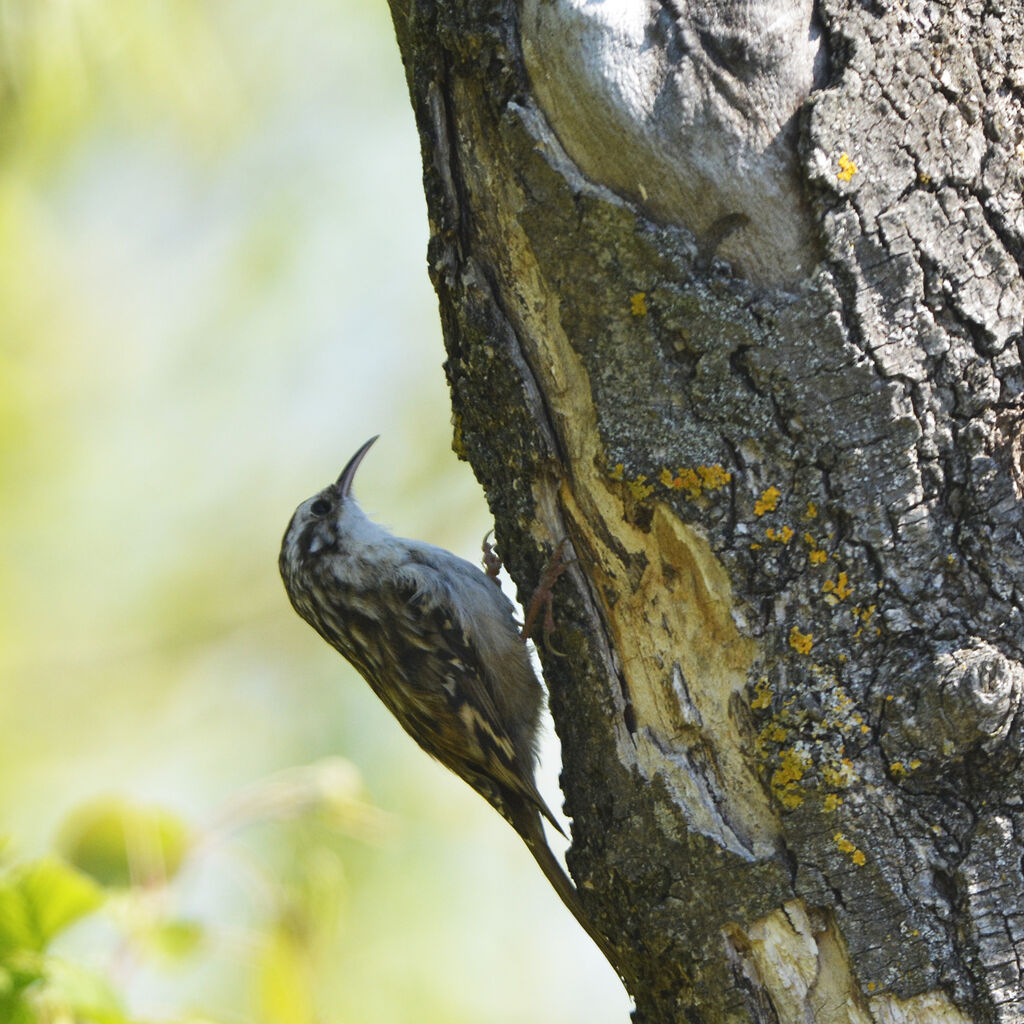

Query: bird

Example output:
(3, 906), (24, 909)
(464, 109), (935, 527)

(278, 435), (619, 973)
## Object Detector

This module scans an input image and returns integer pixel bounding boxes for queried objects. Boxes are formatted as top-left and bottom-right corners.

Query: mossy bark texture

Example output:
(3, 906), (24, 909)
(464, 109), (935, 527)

(385, 1), (1024, 1021)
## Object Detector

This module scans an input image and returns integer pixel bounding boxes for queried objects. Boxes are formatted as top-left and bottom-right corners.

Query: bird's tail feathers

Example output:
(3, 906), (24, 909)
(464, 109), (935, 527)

(511, 802), (623, 978)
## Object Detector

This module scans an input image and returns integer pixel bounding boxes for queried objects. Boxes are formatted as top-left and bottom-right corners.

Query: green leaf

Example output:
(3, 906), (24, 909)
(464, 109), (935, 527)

(0, 857), (103, 953)
(57, 798), (191, 889)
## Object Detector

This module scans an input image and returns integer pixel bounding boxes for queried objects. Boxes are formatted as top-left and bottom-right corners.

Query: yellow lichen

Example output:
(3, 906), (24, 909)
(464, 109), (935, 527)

(754, 486), (781, 516)
(823, 571), (853, 602)
(837, 152), (858, 181)
(809, 549), (828, 565)
(677, 469), (703, 498)
(697, 464), (731, 490)
(822, 758), (858, 788)
(772, 746), (811, 808)
(805, 502), (818, 519)
(889, 761), (906, 776)
(833, 832), (866, 865)
(765, 525), (794, 543)
(751, 677), (774, 710)
(789, 627), (813, 655)
(823, 794), (843, 812)
(661, 464), (732, 499)
(630, 291), (648, 316)
(627, 474), (654, 500)
(608, 462), (625, 481)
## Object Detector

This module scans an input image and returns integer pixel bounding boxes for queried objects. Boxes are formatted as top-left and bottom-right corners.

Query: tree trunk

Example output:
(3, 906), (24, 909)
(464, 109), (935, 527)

(385, 1), (1024, 1020)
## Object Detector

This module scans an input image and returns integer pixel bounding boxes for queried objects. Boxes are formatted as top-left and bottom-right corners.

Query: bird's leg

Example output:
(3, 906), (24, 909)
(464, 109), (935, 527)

(481, 532), (575, 647)
(521, 538), (574, 647)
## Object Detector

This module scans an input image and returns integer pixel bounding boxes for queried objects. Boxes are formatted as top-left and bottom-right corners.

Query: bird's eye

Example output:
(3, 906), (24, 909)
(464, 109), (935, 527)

(310, 498), (331, 517)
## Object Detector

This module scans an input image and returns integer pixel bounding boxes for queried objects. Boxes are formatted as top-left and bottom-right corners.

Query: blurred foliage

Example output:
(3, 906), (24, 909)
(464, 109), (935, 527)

(0, 853), (115, 1024)
(0, 758), (382, 1023)
(0, 0), (628, 1020)
(59, 800), (191, 889)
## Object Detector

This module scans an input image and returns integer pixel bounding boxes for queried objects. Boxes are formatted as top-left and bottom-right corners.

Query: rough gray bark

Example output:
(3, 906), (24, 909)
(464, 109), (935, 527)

(385, 0), (1024, 1021)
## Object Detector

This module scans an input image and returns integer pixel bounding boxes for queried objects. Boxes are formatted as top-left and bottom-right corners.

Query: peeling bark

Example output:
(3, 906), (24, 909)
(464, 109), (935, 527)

(385, 0), (1024, 1020)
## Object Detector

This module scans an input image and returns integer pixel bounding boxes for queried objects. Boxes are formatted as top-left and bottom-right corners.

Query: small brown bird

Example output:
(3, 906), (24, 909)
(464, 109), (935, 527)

(279, 436), (618, 971)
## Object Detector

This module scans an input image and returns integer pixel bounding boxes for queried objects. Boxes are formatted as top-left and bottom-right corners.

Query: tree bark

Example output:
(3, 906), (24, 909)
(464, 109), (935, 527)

(385, 1), (1024, 1021)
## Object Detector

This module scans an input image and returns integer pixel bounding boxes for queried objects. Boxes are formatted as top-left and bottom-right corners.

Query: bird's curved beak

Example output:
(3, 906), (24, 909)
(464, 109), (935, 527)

(336, 435), (379, 497)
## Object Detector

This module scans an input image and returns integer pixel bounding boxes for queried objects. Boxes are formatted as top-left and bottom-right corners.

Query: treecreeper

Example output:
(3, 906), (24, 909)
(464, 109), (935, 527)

(279, 436), (623, 981)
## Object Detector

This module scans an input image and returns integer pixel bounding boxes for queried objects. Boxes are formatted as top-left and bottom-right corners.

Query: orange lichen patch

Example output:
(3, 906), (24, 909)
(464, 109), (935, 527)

(630, 291), (648, 316)
(750, 542), (762, 550)
(772, 747), (811, 808)
(822, 758), (858, 788)
(750, 677), (774, 710)
(660, 464), (732, 499)
(789, 627), (813, 655)
(823, 571), (853, 603)
(765, 525), (794, 543)
(809, 548), (828, 565)
(627, 474), (654, 500)
(837, 152), (858, 181)
(697, 465), (731, 491)
(833, 832), (866, 865)
(754, 486), (781, 516)
(661, 467), (700, 497)
(678, 469), (703, 497)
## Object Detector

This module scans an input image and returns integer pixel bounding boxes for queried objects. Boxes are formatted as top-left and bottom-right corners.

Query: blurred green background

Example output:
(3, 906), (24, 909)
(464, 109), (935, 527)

(0, 1), (630, 1021)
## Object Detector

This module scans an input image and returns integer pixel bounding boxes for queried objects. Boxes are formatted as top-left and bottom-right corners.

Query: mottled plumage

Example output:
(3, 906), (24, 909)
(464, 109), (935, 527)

(278, 437), (618, 971)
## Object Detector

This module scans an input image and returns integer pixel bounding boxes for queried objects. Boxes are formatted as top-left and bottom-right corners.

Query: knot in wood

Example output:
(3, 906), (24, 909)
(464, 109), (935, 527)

(880, 641), (1024, 784)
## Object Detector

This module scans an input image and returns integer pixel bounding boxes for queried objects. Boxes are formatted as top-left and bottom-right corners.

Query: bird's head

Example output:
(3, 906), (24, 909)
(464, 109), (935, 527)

(279, 435), (380, 590)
